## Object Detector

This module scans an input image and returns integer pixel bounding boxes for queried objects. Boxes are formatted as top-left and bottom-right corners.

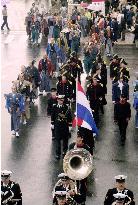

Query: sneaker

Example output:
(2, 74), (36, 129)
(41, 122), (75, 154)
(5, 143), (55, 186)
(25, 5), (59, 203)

(15, 132), (19, 137)
(23, 120), (27, 125)
(11, 130), (15, 135)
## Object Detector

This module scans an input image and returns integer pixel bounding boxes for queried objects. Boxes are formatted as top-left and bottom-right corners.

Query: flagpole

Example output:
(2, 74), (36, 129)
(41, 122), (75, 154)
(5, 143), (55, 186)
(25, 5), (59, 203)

(76, 73), (78, 137)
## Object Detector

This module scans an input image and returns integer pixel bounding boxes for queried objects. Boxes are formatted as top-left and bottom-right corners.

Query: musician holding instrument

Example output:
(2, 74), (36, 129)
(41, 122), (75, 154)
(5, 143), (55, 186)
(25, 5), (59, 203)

(51, 95), (72, 160)
(53, 173), (77, 205)
(104, 175), (135, 205)
(53, 188), (69, 205)
(1, 170), (22, 205)
(112, 193), (131, 205)
(53, 173), (86, 205)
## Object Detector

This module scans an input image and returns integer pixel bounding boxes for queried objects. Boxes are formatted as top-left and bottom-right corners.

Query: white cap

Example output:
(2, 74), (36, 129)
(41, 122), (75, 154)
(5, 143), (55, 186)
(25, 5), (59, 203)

(57, 95), (65, 99)
(57, 173), (69, 179)
(114, 175), (127, 181)
(1, 170), (12, 177)
(55, 191), (67, 196)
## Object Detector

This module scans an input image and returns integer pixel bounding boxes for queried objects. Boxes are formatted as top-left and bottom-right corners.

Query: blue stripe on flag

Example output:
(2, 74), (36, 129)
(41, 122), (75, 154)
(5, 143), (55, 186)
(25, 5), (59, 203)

(77, 103), (99, 135)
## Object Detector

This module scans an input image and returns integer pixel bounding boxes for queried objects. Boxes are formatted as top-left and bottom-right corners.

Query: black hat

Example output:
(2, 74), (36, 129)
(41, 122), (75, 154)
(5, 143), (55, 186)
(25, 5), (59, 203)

(51, 88), (57, 92)
(113, 54), (119, 59)
(3, 5), (7, 7)
(120, 59), (127, 65)
(31, 60), (36, 65)
(120, 94), (127, 99)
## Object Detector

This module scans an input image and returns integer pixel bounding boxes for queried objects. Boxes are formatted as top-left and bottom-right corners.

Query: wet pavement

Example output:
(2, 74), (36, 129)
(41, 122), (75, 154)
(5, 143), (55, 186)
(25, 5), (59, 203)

(1, 1), (138, 205)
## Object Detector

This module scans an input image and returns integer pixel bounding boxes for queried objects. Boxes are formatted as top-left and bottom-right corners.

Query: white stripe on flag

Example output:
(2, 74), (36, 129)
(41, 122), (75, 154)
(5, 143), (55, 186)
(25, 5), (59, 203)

(77, 90), (93, 116)
(81, 121), (92, 130)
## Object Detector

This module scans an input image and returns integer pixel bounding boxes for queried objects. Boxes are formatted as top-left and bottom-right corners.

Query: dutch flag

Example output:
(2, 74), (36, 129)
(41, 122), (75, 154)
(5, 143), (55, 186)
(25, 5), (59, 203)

(73, 82), (99, 136)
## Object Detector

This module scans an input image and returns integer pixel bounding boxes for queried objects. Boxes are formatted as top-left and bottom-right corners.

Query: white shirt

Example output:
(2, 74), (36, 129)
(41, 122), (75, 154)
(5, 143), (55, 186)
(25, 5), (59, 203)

(118, 81), (123, 93)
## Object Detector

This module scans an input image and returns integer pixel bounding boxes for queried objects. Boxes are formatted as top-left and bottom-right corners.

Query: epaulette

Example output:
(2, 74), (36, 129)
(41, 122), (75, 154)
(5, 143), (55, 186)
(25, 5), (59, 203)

(100, 83), (103, 87)
(126, 67), (129, 71)
(114, 67), (117, 70)
(104, 61), (106, 64)
(69, 81), (72, 85)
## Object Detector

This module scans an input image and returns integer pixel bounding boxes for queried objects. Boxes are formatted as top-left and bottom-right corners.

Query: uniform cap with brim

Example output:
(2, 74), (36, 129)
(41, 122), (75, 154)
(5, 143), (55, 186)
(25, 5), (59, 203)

(115, 175), (127, 182)
(57, 95), (65, 99)
(58, 173), (69, 180)
(113, 193), (126, 201)
(1, 170), (12, 177)
(120, 59), (128, 65)
(55, 191), (67, 196)
(113, 54), (119, 59)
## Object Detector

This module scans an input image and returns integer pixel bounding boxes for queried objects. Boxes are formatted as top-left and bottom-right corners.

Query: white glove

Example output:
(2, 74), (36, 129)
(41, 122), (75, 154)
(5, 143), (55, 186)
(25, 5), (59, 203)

(112, 101), (115, 104)
(51, 124), (54, 129)
(69, 126), (72, 132)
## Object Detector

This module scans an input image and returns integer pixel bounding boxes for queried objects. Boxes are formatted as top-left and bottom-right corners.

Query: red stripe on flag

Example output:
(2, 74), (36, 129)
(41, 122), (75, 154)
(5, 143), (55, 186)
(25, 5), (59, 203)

(77, 82), (85, 94)
(72, 117), (83, 127)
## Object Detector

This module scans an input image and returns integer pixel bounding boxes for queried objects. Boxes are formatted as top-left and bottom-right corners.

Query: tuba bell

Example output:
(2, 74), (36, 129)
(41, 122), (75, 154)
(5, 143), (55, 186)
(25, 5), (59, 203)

(63, 148), (93, 180)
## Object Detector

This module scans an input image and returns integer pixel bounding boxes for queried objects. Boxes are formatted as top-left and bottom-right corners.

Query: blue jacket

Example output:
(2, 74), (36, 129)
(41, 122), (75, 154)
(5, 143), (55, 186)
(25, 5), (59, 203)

(133, 91), (138, 110)
(112, 81), (129, 102)
(5, 93), (25, 113)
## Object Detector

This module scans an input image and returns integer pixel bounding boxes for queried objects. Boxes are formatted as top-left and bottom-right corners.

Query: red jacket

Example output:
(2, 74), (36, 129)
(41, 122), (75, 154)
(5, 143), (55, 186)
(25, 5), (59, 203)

(38, 58), (54, 76)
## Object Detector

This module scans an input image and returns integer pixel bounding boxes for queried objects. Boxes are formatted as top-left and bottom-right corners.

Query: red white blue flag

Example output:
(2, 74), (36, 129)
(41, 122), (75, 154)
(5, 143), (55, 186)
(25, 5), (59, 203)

(73, 82), (98, 135)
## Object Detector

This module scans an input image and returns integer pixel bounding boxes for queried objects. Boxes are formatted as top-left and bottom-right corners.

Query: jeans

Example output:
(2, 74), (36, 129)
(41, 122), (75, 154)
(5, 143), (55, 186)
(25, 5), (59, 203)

(1, 16), (9, 30)
(11, 111), (21, 132)
(105, 39), (113, 56)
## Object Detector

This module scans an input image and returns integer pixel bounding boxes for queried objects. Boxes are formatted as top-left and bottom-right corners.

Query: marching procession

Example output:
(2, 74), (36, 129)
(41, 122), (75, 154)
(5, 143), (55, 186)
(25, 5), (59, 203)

(1, 0), (138, 204)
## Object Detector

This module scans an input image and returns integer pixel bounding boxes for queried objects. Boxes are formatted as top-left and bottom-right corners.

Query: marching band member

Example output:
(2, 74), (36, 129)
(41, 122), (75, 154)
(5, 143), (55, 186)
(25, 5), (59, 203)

(1, 170), (22, 205)
(104, 175), (135, 205)
(51, 95), (72, 159)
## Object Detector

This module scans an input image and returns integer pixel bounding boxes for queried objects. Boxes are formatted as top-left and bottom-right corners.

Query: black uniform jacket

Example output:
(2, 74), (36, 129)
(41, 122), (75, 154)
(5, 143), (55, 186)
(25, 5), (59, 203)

(51, 104), (72, 138)
(114, 101), (131, 121)
(47, 96), (57, 116)
(1, 181), (22, 205)
(104, 188), (135, 205)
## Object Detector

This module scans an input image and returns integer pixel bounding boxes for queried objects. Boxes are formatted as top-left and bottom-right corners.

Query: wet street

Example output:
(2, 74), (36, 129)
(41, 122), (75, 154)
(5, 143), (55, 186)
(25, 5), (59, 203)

(1, 0), (138, 204)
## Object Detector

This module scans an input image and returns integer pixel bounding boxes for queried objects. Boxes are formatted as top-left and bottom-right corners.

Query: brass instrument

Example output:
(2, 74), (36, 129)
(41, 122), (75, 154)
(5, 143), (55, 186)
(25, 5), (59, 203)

(112, 195), (132, 205)
(63, 148), (93, 180)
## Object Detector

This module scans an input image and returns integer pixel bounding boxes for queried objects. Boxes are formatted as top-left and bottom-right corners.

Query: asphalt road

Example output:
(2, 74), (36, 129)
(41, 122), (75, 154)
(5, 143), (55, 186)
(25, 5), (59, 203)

(1, 1), (138, 204)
